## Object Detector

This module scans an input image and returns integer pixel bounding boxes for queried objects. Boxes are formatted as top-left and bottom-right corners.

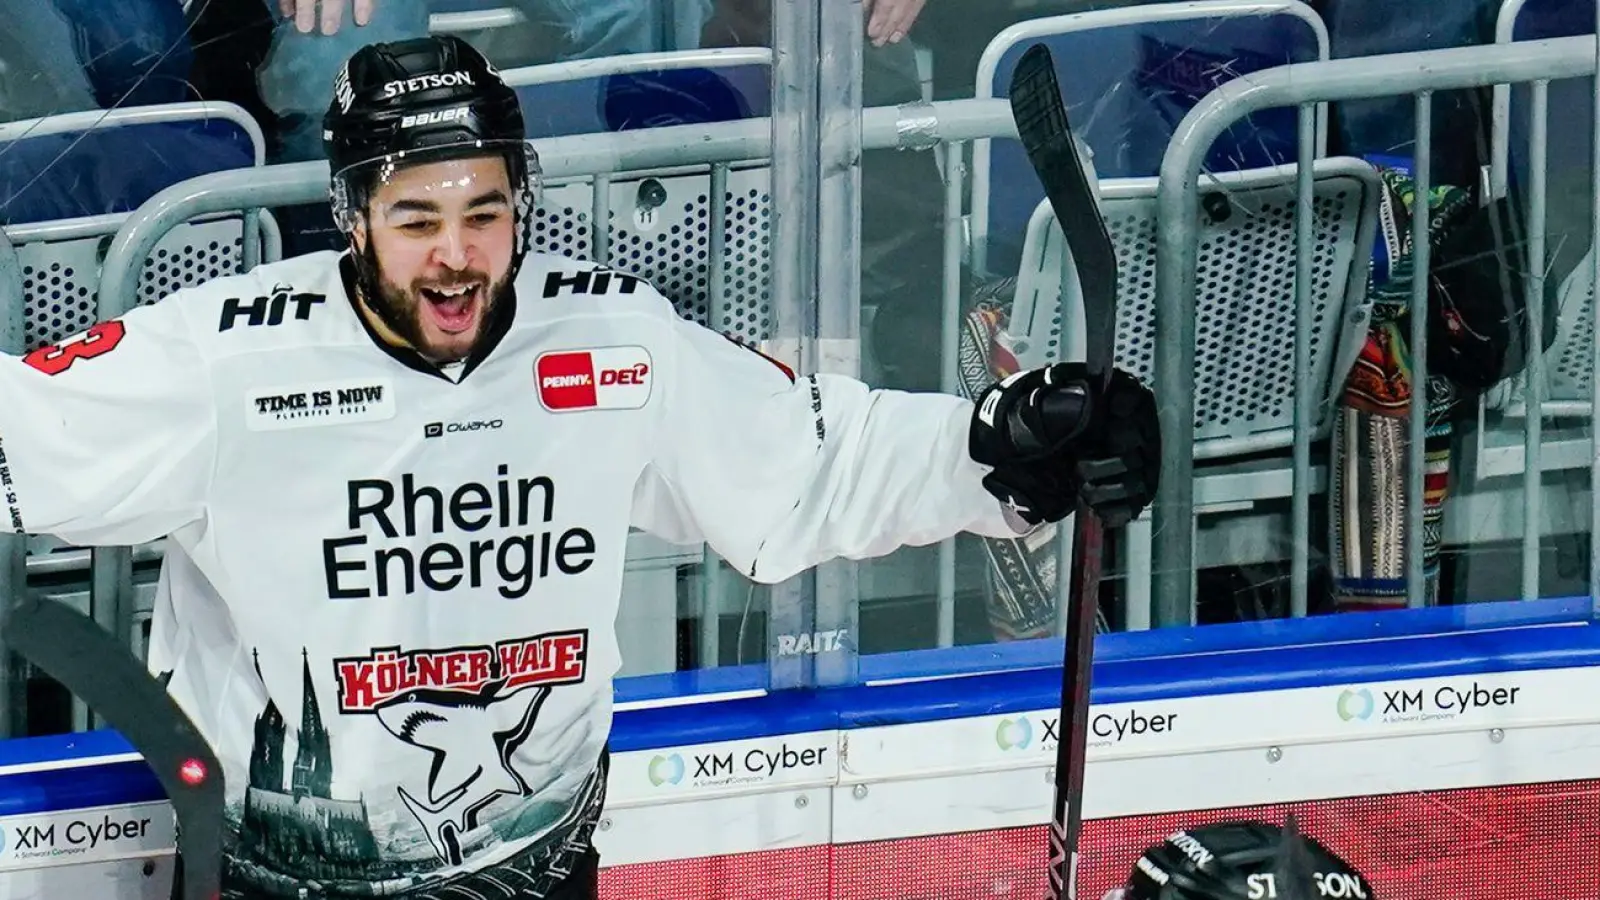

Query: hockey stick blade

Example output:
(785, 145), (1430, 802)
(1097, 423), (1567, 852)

(2, 593), (224, 900)
(1009, 43), (1118, 385)
(1008, 42), (1120, 900)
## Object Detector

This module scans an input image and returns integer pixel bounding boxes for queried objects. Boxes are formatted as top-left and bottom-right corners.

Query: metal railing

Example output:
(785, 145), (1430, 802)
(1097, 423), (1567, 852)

(0, 228), (22, 737)
(500, 48), (772, 87)
(35, 39), (1600, 707)
(1151, 34), (1600, 625)
(968, 0), (1333, 279)
(88, 99), (1022, 675)
(12, 39), (1600, 745)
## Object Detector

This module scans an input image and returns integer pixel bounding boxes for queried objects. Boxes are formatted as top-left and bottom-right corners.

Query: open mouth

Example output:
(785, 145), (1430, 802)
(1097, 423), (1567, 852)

(419, 282), (483, 334)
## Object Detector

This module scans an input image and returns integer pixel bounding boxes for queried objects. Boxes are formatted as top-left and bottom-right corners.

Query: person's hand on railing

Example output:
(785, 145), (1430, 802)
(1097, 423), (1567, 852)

(864, 0), (927, 47)
(279, 0), (375, 34)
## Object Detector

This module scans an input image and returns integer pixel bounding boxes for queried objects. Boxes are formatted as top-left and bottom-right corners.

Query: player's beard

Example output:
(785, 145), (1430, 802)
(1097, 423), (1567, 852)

(367, 264), (513, 364)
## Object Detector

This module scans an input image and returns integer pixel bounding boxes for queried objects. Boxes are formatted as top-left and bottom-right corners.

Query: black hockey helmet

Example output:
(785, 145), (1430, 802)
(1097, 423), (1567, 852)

(321, 34), (539, 261)
(1113, 820), (1375, 900)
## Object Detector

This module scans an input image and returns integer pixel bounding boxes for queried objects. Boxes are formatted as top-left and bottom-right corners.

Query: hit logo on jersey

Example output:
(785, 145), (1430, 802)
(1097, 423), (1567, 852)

(535, 347), (653, 412)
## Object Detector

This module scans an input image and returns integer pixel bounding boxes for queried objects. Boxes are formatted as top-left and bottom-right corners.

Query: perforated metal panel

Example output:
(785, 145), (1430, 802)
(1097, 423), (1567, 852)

(13, 219), (250, 352)
(1014, 165), (1377, 458)
(18, 240), (100, 352)
(1490, 247), (1600, 415)
(1549, 263), (1595, 402)
(11, 215), (253, 574)
(1125, 177), (1370, 451)
(135, 221), (248, 310)
(532, 164), (774, 343)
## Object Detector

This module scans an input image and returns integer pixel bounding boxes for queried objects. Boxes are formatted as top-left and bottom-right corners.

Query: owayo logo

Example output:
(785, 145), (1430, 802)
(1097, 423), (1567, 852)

(995, 717), (1034, 751)
(1336, 688), (1375, 722)
(648, 754), (685, 787)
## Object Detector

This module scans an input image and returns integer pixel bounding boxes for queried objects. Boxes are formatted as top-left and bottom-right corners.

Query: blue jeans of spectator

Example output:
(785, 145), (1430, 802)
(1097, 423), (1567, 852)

(256, 1), (432, 165)
(503, 0), (712, 60)
(258, 0), (715, 165)
(8, 0), (194, 118)
(5, 2), (95, 119)
(49, 0), (195, 108)
(1314, 0), (1496, 188)
(254, 0), (712, 256)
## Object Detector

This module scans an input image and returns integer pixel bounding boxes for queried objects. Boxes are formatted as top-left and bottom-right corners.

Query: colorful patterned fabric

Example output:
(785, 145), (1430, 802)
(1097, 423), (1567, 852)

(955, 282), (1109, 640)
(1329, 164), (1468, 610)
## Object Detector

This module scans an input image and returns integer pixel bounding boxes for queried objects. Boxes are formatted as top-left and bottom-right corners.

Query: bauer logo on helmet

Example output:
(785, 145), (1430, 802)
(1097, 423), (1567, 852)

(400, 106), (470, 129)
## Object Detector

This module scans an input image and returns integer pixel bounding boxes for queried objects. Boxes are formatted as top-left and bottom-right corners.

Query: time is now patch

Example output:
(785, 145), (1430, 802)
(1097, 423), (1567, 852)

(535, 346), (653, 412)
(246, 378), (396, 431)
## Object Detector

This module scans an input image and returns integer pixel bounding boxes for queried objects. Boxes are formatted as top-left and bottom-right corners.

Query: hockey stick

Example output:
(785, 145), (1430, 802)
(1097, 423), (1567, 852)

(1006, 43), (1118, 900)
(2, 591), (224, 900)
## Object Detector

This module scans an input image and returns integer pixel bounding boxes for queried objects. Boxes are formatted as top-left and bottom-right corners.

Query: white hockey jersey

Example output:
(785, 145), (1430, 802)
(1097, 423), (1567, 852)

(0, 249), (1019, 897)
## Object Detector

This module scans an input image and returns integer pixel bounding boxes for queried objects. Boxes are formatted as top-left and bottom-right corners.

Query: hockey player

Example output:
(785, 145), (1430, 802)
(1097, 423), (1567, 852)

(1105, 821), (1378, 900)
(0, 34), (1160, 900)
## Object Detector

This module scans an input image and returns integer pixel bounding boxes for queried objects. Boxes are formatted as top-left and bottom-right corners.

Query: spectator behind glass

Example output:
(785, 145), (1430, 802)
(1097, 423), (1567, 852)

(250, 0), (715, 254)
(702, 0), (948, 390)
(6, 0), (194, 122)
(1309, 0), (1496, 190)
(257, 0), (718, 165)
(0, 1), (252, 228)
(1, 7), (96, 124)
(256, 0), (430, 166)
(504, 0), (713, 60)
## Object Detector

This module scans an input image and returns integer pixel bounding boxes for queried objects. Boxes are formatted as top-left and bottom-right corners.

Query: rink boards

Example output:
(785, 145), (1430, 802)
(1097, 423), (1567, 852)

(4, 597), (1600, 898)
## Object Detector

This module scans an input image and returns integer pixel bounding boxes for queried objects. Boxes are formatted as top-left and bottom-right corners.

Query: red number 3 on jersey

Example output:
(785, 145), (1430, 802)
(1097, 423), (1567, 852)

(23, 321), (127, 376)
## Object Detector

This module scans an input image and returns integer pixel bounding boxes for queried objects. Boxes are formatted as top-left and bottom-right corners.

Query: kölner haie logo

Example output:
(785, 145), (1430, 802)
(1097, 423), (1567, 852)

(333, 629), (588, 867)
(535, 346), (653, 412)
(248, 378), (396, 431)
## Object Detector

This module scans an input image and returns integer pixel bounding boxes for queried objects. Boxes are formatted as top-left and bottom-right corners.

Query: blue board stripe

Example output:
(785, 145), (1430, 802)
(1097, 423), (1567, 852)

(0, 730), (136, 771)
(615, 603), (1600, 746)
(855, 595), (1595, 682)
(613, 663), (769, 705)
(6, 598), (1598, 810)
(0, 760), (166, 817)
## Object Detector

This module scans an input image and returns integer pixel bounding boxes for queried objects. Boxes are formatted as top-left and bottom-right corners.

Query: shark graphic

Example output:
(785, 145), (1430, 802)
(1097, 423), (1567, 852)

(374, 678), (551, 866)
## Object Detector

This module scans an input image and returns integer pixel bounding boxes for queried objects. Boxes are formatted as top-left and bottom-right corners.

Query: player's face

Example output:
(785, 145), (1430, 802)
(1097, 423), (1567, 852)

(359, 156), (517, 363)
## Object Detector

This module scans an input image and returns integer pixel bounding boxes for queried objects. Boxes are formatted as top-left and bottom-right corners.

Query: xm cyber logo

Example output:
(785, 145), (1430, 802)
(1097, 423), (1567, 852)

(1337, 681), (1521, 724)
(1336, 688), (1375, 721)
(997, 709), (1177, 752)
(996, 717), (1034, 750)
(3, 814), (153, 862)
(658, 742), (830, 788)
(648, 754), (686, 787)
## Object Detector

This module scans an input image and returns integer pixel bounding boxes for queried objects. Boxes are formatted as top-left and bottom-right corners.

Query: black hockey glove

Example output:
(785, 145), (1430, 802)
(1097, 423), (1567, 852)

(968, 362), (1161, 529)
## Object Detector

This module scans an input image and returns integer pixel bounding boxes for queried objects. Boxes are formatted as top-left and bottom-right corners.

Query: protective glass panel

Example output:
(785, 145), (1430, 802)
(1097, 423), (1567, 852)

(5, 0), (1600, 898)
(836, 0), (1600, 899)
